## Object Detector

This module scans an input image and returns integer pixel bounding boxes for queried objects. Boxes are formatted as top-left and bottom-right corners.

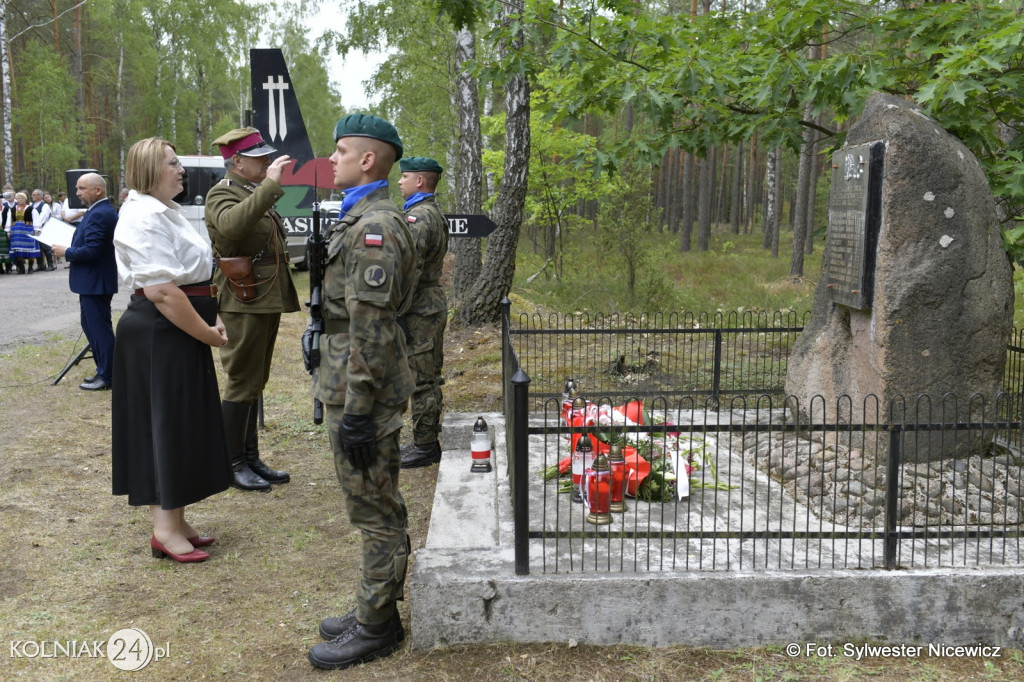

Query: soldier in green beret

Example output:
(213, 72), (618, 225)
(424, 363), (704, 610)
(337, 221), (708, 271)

(396, 156), (448, 468)
(307, 114), (418, 671)
(206, 127), (301, 492)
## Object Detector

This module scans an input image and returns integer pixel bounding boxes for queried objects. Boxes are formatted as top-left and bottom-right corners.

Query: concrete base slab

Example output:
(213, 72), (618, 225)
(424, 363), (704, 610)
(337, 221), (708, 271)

(426, 413), (505, 550)
(410, 413), (1024, 650)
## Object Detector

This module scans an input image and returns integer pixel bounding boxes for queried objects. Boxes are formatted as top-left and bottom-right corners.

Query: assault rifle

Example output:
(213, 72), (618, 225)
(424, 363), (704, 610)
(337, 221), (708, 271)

(302, 200), (326, 424)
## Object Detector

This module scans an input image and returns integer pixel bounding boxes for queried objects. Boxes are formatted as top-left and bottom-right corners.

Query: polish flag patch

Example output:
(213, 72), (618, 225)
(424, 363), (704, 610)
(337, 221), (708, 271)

(364, 233), (383, 247)
(406, 216), (417, 223)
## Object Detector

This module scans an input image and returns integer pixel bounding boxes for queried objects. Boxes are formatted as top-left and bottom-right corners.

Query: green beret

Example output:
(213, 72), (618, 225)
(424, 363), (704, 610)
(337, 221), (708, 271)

(333, 114), (403, 160)
(399, 156), (443, 174)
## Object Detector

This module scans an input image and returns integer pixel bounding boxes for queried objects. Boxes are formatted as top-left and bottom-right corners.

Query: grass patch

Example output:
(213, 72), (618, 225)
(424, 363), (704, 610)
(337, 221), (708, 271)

(0, 239), (1022, 680)
(514, 227), (821, 315)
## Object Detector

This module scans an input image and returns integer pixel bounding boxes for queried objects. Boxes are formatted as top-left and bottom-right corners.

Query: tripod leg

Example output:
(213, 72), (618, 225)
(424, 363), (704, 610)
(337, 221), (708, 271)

(52, 345), (93, 386)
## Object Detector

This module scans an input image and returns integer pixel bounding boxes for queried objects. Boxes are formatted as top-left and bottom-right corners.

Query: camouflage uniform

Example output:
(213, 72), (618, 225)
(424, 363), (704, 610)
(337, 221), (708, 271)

(403, 195), (448, 446)
(205, 170), (301, 401)
(315, 185), (417, 625)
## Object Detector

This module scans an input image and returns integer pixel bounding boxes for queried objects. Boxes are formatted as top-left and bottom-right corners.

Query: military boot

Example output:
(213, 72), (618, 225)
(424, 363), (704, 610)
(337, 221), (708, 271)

(223, 400), (270, 492)
(399, 441), (441, 469)
(243, 401), (290, 484)
(307, 615), (404, 670)
(318, 608), (405, 642)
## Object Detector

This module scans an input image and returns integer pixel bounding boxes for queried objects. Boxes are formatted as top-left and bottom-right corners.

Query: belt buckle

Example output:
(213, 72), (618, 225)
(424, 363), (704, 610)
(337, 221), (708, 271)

(209, 284), (219, 297)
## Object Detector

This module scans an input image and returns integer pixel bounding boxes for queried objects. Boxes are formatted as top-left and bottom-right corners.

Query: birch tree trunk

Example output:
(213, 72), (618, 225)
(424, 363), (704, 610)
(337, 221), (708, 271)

(0, 0), (12, 184)
(762, 147), (777, 250)
(771, 147), (783, 258)
(117, 18), (125, 183)
(450, 27), (483, 311)
(154, 30), (164, 135)
(456, 4), (530, 325)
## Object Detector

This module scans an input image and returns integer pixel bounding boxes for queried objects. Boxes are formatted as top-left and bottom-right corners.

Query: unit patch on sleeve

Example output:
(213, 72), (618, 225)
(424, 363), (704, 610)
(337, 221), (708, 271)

(363, 264), (387, 287)
(364, 233), (383, 247)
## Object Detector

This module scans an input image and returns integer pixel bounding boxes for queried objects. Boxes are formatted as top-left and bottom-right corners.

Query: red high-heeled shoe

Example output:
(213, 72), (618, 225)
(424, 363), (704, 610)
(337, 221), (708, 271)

(150, 536), (209, 563)
(187, 535), (215, 548)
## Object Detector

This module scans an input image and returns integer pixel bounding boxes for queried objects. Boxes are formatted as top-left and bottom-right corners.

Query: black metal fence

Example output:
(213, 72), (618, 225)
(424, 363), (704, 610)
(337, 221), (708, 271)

(506, 307), (809, 407)
(501, 300), (1024, 574)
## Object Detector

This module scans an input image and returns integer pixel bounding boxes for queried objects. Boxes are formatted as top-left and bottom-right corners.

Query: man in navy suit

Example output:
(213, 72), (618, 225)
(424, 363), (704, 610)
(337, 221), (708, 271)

(52, 173), (118, 391)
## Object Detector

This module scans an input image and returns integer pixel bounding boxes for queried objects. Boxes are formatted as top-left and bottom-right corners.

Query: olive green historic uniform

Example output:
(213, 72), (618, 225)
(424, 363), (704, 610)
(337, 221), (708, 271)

(206, 126), (301, 492)
(403, 194), (448, 447)
(206, 170), (301, 401)
(315, 184), (418, 625)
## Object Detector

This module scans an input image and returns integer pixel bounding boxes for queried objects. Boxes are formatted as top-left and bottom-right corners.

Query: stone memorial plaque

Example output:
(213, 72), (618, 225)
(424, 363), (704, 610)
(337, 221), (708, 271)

(825, 141), (884, 310)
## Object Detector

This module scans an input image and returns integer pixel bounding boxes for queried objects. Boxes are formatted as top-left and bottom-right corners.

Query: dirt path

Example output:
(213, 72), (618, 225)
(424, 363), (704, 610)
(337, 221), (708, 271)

(0, 267), (130, 353)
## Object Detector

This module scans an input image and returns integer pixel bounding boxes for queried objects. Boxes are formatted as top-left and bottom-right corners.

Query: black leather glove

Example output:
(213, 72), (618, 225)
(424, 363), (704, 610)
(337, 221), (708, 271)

(339, 413), (377, 470)
(301, 323), (314, 373)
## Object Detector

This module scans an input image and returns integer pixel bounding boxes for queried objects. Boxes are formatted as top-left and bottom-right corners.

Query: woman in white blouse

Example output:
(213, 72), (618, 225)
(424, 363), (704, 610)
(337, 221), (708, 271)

(111, 137), (232, 563)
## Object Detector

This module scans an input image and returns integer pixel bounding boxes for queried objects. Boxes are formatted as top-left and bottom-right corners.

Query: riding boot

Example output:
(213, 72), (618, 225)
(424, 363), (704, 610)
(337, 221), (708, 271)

(243, 401), (290, 484)
(223, 400), (270, 491)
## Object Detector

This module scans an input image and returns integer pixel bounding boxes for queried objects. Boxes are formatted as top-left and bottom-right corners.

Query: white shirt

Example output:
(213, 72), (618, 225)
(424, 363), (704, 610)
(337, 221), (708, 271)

(32, 200), (51, 231)
(114, 189), (214, 290)
(2, 199), (14, 230)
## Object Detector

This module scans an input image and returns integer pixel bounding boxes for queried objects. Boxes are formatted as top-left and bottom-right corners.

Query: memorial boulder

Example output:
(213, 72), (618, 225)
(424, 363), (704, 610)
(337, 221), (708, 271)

(785, 93), (1013, 458)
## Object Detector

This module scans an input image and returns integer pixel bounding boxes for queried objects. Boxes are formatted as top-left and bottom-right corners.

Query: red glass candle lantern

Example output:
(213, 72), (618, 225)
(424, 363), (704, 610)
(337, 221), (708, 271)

(583, 453), (613, 525)
(606, 444), (627, 513)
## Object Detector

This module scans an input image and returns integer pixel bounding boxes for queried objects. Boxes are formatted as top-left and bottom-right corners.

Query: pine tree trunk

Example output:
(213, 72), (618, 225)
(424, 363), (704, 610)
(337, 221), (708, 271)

(805, 112), (824, 255)
(670, 148), (682, 233)
(745, 132), (758, 233)
(730, 140), (742, 234)
(716, 145), (728, 225)
(680, 152), (694, 252)
(72, 1), (83, 112)
(697, 152), (711, 252)
(790, 104), (815, 278)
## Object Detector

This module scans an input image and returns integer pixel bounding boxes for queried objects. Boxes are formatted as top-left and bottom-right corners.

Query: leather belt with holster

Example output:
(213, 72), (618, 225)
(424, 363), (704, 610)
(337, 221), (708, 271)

(134, 284), (219, 298)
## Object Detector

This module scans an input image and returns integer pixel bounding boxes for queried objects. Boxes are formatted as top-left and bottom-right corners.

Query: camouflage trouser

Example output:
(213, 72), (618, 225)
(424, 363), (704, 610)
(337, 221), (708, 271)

(218, 311), (281, 402)
(407, 311), (446, 446)
(326, 404), (409, 625)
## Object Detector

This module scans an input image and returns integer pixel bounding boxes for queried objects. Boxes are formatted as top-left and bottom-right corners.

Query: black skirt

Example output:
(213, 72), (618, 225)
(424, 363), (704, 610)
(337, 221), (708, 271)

(111, 292), (231, 508)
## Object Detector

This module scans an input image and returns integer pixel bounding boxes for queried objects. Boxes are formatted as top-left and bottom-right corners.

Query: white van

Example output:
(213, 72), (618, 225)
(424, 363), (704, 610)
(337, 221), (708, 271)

(175, 155), (225, 232)
(176, 155), (308, 269)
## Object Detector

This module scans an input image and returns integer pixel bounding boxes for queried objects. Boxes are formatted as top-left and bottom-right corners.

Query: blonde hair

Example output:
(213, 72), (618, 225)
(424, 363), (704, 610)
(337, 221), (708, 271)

(125, 137), (175, 195)
(14, 191), (27, 203)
